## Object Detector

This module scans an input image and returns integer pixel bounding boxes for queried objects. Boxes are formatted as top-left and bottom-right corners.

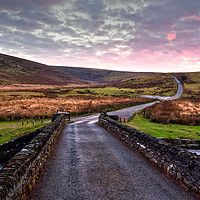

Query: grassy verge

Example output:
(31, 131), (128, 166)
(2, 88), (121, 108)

(0, 120), (51, 145)
(125, 112), (200, 139)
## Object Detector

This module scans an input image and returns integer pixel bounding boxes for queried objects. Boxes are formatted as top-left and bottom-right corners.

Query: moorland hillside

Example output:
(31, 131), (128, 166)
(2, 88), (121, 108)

(0, 53), (85, 85)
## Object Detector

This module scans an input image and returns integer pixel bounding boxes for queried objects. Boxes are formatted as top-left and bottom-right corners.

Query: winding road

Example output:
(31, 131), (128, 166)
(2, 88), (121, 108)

(70, 75), (183, 124)
(141, 76), (183, 101)
(29, 76), (196, 200)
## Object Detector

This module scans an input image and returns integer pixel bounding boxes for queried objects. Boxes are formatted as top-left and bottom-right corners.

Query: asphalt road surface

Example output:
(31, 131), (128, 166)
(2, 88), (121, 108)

(71, 75), (183, 124)
(29, 76), (194, 200)
(70, 101), (157, 125)
(141, 76), (183, 100)
(29, 122), (196, 200)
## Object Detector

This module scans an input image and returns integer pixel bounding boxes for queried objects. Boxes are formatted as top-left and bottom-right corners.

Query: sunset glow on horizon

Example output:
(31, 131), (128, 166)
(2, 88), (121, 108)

(0, 0), (200, 72)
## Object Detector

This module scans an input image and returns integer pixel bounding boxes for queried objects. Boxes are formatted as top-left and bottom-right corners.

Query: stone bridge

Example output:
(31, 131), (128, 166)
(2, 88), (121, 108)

(0, 77), (199, 200)
(0, 111), (199, 200)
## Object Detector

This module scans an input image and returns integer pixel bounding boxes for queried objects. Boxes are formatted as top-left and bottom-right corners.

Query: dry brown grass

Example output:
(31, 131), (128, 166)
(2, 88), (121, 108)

(0, 84), (89, 91)
(143, 99), (200, 125)
(0, 95), (151, 121)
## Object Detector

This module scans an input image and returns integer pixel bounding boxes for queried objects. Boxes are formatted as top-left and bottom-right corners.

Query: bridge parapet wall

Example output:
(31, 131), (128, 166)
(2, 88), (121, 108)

(0, 114), (65, 200)
(0, 127), (45, 164)
(98, 114), (200, 196)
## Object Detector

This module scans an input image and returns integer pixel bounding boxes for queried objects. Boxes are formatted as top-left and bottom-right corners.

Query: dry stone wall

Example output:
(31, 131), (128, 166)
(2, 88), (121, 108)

(0, 127), (45, 164)
(98, 113), (200, 196)
(0, 114), (65, 200)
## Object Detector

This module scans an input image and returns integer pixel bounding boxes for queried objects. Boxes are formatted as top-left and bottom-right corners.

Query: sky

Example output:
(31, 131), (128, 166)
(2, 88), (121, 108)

(0, 0), (200, 72)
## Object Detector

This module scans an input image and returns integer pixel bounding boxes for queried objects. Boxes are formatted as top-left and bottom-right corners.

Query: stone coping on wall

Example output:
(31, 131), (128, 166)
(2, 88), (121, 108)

(157, 137), (200, 149)
(98, 113), (200, 196)
(0, 127), (45, 164)
(0, 114), (65, 200)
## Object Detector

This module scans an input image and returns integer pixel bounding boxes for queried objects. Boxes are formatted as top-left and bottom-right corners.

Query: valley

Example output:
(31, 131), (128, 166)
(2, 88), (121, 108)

(0, 53), (199, 145)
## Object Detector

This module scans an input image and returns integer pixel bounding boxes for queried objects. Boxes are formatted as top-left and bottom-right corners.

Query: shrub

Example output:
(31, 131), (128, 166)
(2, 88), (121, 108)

(143, 99), (200, 126)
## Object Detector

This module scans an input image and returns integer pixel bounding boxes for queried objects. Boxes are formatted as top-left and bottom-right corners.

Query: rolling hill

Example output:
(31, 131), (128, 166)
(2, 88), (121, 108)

(0, 53), (149, 85)
(0, 53), (157, 85)
(1, 53), (199, 93)
(52, 66), (148, 83)
(0, 53), (85, 85)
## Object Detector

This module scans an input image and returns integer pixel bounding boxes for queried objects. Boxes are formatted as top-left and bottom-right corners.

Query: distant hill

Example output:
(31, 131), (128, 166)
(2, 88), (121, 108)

(3, 53), (198, 89)
(52, 66), (148, 83)
(109, 73), (173, 88)
(0, 54), (85, 85)
(0, 53), (148, 85)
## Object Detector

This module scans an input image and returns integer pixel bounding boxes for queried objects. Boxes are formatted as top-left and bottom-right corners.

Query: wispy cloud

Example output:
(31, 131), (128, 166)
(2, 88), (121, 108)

(0, 0), (200, 72)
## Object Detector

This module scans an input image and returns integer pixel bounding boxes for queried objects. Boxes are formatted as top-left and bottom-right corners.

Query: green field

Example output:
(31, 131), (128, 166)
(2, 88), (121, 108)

(0, 120), (51, 145)
(56, 84), (176, 98)
(125, 113), (200, 139)
(72, 87), (137, 97)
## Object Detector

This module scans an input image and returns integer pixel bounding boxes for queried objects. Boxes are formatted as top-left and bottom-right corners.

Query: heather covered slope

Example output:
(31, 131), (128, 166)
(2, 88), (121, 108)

(0, 53), (85, 85)
(109, 73), (178, 96)
(53, 66), (179, 96)
(52, 66), (149, 83)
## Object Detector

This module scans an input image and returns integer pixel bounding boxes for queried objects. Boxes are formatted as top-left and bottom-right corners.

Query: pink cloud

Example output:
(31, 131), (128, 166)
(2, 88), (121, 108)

(167, 32), (176, 40)
(41, 0), (63, 8)
(184, 15), (200, 21)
